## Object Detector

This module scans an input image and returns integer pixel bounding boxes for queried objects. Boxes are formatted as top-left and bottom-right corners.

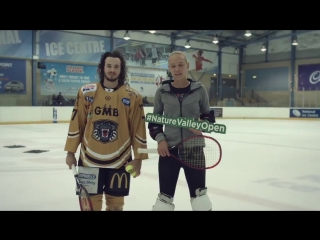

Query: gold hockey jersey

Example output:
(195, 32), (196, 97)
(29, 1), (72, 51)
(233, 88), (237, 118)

(64, 82), (149, 168)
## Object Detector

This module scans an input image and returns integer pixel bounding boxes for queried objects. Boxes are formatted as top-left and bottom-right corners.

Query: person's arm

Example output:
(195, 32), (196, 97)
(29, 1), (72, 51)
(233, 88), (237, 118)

(64, 88), (88, 154)
(199, 84), (215, 123)
(130, 94), (149, 160)
(148, 88), (166, 143)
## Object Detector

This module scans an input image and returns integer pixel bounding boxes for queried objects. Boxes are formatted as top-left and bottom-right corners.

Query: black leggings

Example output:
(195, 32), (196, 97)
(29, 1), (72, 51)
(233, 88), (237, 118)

(158, 149), (206, 198)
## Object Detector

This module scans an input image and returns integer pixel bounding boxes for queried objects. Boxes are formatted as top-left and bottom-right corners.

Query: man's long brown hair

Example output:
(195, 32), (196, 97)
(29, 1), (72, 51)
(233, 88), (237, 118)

(97, 50), (128, 86)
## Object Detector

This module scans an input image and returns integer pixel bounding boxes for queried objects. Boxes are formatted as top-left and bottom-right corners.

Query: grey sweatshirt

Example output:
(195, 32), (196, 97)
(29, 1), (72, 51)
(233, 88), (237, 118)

(152, 80), (211, 147)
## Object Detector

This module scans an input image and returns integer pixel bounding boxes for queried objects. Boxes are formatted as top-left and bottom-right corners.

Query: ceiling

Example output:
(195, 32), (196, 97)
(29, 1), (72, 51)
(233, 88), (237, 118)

(129, 30), (317, 49)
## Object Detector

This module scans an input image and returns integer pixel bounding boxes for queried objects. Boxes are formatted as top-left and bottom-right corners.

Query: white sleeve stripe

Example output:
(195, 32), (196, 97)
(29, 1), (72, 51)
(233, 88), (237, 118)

(68, 130), (79, 134)
(135, 138), (147, 145)
(135, 134), (147, 143)
(67, 134), (79, 138)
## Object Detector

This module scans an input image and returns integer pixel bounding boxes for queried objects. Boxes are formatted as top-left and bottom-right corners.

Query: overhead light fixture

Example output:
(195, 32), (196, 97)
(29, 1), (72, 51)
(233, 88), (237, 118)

(185, 40), (191, 49)
(123, 30), (130, 40)
(212, 35), (219, 44)
(149, 30), (156, 34)
(261, 43), (267, 52)
(292, 38), (298, 46)
(245, 30), (252, 37)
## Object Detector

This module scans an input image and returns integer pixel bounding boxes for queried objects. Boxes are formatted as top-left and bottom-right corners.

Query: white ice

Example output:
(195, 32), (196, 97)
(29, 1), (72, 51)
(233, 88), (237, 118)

(0, 119), (319, 211)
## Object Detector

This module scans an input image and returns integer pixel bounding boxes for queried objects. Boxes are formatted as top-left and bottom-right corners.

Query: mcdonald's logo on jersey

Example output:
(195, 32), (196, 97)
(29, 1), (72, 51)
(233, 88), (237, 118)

(110, 173), (128, 189)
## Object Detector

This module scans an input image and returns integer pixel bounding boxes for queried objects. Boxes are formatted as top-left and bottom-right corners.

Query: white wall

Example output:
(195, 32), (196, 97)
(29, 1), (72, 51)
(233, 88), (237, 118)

(296, 31), (320, 51)
(60, 30), (239, 75)
(114, 31), (171, 45)
(62, 30), (111, 37)
(245, 30), (295, 55)
(175, 39), (218, 52)
(268, 30), (292, 54)
(127, 67), (167, 97)
(222, 53), (238, 75)
(0, 106), (318, 124)
(243, 30), (320, 63)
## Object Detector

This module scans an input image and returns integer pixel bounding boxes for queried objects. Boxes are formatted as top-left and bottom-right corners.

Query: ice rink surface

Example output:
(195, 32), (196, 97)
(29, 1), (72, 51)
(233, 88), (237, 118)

(0, 119), (319, 211)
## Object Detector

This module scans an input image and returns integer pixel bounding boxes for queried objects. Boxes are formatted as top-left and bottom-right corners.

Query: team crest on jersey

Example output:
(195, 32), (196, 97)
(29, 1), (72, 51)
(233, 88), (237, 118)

(92, 120), (118, 144)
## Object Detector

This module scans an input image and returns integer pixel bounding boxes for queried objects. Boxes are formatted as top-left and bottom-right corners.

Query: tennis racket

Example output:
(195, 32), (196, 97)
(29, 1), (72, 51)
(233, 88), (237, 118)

(71, 164), (93, 211)
(138, 135), (222, 170)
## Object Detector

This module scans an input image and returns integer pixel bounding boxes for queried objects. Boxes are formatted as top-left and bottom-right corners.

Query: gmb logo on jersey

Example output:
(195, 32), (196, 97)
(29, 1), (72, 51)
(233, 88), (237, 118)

(92, 120), (118, 144)
(122, 98), (130, 106)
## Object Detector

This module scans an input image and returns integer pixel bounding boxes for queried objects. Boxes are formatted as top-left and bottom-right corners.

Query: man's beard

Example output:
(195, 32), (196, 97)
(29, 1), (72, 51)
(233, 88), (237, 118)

(104, 73), (119, 82)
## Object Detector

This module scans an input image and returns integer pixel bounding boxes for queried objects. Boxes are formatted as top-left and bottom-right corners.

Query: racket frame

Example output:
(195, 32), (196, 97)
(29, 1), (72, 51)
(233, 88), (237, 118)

(138, 135), (222, 170)
(72, 164), (93, 211)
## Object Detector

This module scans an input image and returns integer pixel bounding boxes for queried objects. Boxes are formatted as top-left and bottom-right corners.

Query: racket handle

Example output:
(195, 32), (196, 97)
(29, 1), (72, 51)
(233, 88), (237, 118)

(138, 148), (158, 154)
(71, 164), (78, 176)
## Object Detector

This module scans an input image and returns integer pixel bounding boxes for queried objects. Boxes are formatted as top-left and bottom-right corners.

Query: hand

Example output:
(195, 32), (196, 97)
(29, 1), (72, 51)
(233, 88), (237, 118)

(158, 140), (170, 157)
(125, 159), (142, 178)
(189, 128), (203, 135)
(189, 118), (203, 135)
(66, 153), (77, 169)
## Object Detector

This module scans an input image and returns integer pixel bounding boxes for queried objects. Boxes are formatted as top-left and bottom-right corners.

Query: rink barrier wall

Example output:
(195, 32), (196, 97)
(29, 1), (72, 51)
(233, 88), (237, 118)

(0, 107), (319, 125)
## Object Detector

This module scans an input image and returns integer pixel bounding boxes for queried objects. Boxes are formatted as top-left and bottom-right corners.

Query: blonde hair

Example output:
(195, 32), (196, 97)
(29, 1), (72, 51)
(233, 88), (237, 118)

(169, 51), (188, 63)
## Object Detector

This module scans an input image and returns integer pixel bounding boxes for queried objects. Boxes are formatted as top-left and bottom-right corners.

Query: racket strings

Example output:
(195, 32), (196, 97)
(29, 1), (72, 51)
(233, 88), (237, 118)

(178, 136), (220, 169)
(79, 188), (92, 211)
